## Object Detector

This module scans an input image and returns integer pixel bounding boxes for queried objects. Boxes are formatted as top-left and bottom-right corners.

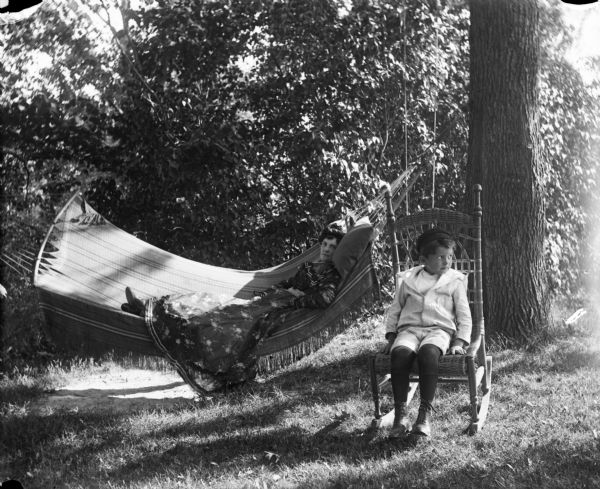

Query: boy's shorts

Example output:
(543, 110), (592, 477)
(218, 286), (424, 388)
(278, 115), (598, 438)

(391, 326), (452, 354)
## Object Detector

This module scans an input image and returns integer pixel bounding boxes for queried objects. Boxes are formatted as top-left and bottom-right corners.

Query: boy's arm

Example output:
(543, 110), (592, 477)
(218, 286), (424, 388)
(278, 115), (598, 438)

(384, 277), (405, 336)
(452, 276), (472, 347)
(381, 280), (406, 354)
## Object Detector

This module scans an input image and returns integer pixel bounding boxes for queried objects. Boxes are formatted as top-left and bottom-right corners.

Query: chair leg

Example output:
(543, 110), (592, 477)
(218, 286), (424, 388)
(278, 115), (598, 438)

(482, 354), (492, 395)
(369, 356), (382, 419)
(467, 355), (493, 435)
(467, 357), (479, 433)
(406, 379), (418, 405)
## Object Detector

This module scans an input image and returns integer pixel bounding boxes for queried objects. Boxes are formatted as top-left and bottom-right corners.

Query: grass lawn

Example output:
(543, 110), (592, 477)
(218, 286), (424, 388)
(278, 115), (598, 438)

(1, 309), (599, 489)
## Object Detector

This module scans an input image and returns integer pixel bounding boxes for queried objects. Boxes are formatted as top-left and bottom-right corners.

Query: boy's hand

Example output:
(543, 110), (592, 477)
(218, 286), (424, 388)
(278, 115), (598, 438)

(382, 332), (397, 354)
(448, 339), (467, 355)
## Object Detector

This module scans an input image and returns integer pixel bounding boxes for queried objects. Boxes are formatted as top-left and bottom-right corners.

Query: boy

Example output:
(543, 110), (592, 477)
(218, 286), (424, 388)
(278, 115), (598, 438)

(383, 227), (472, 437)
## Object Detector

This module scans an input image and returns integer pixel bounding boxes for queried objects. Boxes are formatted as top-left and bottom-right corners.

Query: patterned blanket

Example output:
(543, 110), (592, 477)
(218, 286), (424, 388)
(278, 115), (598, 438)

(147, 288), (307, 391)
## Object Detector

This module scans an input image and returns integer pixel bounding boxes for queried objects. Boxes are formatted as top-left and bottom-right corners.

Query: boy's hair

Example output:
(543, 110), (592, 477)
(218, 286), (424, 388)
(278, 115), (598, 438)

(319, 223), (345, 244)
(417, 228), (456, 257)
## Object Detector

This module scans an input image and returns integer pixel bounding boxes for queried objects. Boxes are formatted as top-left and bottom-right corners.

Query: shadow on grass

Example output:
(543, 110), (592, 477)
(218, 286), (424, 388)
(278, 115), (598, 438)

(493, 338), (600, 380)
(104, 422), (429, 483)
(0, 396), (425, 486)
(311, 435), (600, 489)
(0, 345), (485, 486)
(1, 408), (132, 476)
(0, 349), (422, 482)
(232, 348), (376, 401)
(7, 398), (597, 489)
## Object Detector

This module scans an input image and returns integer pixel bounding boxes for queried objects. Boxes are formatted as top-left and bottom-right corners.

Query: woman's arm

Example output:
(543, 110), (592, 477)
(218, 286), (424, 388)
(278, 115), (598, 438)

(254, 264), (306, 297)
(291, 264), (340, 309)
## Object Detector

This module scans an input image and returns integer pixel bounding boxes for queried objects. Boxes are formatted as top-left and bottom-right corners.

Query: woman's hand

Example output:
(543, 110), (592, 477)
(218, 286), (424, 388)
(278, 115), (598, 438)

(286, 287), (305, 297)
(254, 286), (280, 298)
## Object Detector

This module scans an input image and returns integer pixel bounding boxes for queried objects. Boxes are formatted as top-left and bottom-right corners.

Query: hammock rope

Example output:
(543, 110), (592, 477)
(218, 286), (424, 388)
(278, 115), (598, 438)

(0, 251), (34, 276)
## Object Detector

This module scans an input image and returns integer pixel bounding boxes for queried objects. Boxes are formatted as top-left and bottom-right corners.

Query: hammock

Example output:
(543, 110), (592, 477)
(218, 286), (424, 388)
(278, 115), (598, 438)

(30, 164), (424, 392)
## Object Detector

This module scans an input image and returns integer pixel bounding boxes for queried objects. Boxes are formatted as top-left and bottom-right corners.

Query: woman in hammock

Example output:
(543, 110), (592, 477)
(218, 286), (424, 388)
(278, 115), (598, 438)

(121, 224), (345, 390)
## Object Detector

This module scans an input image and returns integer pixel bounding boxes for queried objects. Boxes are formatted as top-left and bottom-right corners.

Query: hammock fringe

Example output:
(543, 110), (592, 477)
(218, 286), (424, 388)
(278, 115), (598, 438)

(257, 287), (376, 374)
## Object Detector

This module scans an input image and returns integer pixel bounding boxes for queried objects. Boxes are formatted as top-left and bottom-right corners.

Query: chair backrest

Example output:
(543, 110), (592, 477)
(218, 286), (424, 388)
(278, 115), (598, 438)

(385, 185), (484, 344)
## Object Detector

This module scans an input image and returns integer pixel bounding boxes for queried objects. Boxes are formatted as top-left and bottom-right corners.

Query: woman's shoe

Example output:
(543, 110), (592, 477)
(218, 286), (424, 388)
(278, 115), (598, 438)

(125, 287), (145, 315)
(121, 303), (137, 315)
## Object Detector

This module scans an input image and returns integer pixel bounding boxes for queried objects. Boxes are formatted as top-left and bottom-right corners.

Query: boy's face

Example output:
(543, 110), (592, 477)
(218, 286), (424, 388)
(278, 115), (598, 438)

(421, 246), (454, 276)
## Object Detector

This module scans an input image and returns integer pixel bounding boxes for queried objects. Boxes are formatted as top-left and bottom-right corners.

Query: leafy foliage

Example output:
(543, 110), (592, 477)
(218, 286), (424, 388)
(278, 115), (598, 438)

(1, 0), (598, 364)
(1, 0), (471, 365)
(538, 3), (600, 300)
(2, 0), (470, 266)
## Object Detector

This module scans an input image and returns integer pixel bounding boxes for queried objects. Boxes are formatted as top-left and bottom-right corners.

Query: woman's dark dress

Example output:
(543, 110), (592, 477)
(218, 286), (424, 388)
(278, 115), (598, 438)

(148, 261), (341, 390)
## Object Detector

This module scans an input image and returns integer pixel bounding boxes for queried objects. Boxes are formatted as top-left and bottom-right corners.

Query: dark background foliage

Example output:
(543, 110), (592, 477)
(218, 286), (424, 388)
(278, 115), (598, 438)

(1, 0), (598, 368)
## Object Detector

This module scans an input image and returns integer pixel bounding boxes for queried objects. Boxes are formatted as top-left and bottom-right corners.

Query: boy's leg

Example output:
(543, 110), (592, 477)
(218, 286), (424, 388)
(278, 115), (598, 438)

(391, 346), (415, 403)
(417, 343), (443, 403)
(390, 345), (415, 436)
(413, 343), (443, 436)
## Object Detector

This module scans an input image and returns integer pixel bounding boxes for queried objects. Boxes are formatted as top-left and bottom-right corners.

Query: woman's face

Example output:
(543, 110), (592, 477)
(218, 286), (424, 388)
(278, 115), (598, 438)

(319, 237), (339, 262)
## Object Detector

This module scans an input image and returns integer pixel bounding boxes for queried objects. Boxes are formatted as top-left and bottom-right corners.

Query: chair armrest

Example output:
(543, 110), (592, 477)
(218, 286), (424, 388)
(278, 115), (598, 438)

(466, 335), (481, 357)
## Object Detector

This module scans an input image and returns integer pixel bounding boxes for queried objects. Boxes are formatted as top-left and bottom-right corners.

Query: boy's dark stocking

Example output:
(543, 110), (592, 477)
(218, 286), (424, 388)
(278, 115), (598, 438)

(390, 346), (416, 403)
(416, 344), (442, 403)
(390, 346), (416, 436)
(413, 344), (442, 436)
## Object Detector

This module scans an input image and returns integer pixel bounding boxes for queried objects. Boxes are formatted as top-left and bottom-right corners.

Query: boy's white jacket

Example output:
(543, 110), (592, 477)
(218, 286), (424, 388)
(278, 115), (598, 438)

(384, 265), (472, 345)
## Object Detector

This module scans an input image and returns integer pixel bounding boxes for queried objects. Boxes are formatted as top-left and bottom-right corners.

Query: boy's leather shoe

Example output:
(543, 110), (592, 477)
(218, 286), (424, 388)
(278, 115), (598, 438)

(390, 402), (410, 438)
(411, 401), (433, 437)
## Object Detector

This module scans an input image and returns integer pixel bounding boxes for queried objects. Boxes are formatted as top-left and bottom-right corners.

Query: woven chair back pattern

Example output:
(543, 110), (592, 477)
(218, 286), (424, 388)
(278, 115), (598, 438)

(394, 208), (478, 309)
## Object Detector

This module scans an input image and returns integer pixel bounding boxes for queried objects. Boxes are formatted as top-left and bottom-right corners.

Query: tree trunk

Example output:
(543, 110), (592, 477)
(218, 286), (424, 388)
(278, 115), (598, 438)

(467, 0), (549, 343)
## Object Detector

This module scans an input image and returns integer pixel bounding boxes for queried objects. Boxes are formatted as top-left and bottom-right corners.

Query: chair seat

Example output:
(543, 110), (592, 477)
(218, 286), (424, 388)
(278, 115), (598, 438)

(372, 352), (475, 378)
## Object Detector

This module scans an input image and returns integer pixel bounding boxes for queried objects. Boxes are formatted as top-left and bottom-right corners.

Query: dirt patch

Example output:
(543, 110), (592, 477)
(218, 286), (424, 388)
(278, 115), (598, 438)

(31, 368), (197, 414)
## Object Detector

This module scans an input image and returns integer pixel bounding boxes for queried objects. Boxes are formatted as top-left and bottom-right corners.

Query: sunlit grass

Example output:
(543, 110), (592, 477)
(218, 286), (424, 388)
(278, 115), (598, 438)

(1, 310), (599, 488)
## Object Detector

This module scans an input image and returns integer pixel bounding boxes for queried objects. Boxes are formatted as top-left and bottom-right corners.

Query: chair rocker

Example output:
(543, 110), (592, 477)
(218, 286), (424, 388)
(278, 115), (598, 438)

(368, 184), (492, 435)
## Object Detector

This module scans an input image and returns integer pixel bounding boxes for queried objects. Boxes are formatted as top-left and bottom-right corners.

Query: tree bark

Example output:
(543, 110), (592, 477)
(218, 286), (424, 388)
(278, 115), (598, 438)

(467, 0), (549, 343)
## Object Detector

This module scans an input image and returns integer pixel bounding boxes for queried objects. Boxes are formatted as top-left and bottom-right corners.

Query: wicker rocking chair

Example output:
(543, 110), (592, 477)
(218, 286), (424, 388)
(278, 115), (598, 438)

(368, 184), (492, 435)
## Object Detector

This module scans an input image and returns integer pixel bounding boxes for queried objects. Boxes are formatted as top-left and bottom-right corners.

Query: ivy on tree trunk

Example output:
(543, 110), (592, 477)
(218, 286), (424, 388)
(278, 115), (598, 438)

(468, 0), (549, 344)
